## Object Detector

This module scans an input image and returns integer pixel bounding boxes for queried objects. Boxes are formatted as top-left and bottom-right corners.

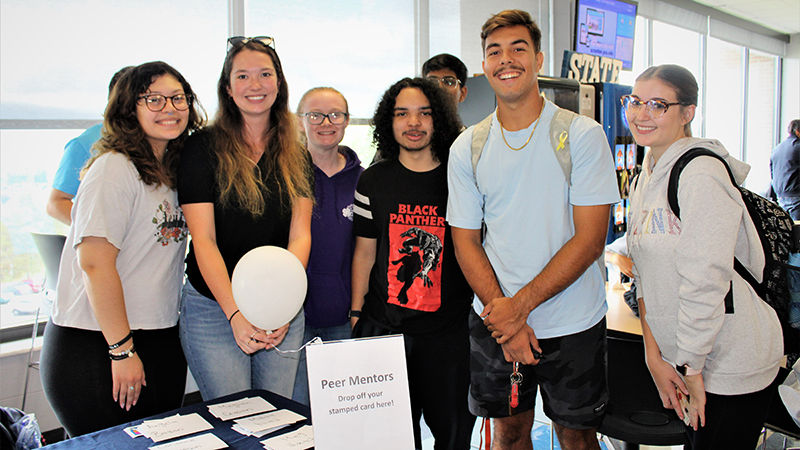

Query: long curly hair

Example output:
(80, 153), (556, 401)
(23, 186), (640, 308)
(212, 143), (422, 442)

(87, 61), (205, 188)
(372, 77), (462, 163)
(212, 41), (312, 216)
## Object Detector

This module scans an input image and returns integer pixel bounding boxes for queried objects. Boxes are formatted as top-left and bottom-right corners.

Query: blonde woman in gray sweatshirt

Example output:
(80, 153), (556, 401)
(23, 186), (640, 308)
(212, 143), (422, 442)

(625, 64), (783, 449)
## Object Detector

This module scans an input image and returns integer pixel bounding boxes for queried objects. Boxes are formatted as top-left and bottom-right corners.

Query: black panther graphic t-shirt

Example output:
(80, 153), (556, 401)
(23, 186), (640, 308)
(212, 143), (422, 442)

(353, 159), (472, 336)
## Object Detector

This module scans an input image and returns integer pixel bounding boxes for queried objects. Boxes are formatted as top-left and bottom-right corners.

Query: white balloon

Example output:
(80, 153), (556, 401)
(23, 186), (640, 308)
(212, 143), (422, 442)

(231, 246), (307, 331)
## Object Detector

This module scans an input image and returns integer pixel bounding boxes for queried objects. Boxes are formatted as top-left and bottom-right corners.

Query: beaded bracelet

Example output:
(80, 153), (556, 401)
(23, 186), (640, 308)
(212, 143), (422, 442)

(109, 345), (136, 361)
(108, 332), (133, 350)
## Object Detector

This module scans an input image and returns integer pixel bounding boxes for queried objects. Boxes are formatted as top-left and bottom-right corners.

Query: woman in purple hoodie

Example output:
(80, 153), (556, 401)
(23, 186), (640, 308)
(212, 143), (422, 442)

(292, 87), (363, 405)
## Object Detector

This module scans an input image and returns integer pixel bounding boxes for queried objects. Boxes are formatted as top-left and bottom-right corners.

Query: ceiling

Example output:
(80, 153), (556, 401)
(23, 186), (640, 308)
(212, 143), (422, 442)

(691, 0), (800, 35)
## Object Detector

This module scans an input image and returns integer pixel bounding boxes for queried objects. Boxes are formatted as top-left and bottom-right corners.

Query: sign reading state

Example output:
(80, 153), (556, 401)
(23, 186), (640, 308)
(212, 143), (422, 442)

(561, 50), (623, 83)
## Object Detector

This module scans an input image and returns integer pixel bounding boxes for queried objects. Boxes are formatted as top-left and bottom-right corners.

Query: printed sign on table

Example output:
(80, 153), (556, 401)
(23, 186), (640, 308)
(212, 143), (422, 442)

(306, 335), (414, 450)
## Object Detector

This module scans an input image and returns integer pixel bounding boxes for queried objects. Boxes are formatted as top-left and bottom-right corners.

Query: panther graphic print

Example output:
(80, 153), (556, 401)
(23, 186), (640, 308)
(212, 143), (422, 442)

(388, 224), (444, 311)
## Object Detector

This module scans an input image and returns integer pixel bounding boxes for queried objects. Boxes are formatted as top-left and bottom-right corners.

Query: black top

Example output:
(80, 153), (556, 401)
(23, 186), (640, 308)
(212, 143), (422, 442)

(353, 159), (472, 336)
(177, 128), (311, 300)
(771, 134), (800, 199)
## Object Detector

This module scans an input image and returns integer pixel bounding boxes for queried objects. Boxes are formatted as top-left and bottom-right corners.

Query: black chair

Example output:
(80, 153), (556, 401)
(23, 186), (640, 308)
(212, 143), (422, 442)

(22, 233), (66, 410)
(599, 330), (688, 449)
(760, 366), (800, 449)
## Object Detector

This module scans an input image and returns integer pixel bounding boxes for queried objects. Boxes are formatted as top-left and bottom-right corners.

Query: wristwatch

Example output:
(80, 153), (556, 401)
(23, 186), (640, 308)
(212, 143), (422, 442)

(676, 364), (701, 376)
(348, 310), (361, 319)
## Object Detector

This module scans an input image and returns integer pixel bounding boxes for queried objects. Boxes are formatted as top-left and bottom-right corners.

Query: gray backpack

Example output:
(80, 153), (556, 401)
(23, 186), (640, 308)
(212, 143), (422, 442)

(469, 106), (578, 186)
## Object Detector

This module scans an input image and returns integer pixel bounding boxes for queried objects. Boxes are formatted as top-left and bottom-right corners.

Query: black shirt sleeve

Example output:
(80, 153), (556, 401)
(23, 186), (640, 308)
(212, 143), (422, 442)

(178, 130), (216, 205)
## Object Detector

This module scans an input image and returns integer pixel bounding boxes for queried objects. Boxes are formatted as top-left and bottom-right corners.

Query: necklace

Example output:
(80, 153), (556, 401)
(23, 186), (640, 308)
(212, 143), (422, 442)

(498, 100), (544, 151)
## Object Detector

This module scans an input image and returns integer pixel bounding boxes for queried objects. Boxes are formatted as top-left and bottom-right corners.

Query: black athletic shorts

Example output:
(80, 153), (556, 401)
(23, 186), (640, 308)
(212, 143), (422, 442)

(467, 311), (608, 429)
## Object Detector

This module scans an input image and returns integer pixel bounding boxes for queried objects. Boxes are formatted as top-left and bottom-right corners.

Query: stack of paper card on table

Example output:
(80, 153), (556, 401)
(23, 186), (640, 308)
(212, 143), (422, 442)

(231, 409), (307, 438)
(260, 425), (314, 450)
(149, 433), (228, 450)
(207, 396), (276, 421)
(125, 413), (214, 443)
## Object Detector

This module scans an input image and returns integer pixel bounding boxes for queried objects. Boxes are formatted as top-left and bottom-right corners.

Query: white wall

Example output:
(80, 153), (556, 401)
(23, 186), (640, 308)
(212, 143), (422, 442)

(0, 338), (60, 432)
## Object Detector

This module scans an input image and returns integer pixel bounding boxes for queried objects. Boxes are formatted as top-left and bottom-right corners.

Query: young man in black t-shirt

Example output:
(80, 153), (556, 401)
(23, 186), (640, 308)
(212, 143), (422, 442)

(351, 78), (475, 449)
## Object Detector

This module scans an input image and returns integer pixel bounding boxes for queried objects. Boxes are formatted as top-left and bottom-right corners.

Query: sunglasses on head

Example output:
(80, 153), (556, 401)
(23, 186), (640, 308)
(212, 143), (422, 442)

(227, 36), (275, 52)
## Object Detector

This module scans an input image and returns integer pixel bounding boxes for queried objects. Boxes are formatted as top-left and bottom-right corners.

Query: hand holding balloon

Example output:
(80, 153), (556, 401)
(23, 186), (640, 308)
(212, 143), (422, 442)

(231, 246), (307, 348)
(229, 312), (269, 354)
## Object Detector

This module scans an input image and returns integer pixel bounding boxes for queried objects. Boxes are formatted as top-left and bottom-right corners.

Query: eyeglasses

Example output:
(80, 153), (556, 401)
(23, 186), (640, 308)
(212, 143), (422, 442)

(302, 111), (349, 125)
(137, 94), (192, 112)
(426, 76), (461, 89)
(620, 95), (686, 118)
(227, 36), (275, 52)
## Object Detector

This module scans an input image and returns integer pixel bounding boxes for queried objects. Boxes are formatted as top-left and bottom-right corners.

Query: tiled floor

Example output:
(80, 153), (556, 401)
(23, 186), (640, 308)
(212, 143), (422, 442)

(420, 390), (800, 449)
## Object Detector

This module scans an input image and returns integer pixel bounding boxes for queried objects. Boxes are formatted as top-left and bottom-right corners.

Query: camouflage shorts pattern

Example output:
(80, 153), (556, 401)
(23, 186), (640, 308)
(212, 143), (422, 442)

(467, 311), (608, 429)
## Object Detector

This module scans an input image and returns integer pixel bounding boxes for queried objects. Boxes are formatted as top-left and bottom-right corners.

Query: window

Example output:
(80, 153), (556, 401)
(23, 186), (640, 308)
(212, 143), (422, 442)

(0, 0), (226, 337)
(706, 38), (745, 159)
(745, 50), (778, 193)
(244, 2), (414, 163)
(651, 20), (703, 137)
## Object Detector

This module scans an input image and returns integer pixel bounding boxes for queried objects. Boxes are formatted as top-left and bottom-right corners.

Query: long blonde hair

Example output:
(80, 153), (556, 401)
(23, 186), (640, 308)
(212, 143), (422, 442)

(212, 41), (312, 216)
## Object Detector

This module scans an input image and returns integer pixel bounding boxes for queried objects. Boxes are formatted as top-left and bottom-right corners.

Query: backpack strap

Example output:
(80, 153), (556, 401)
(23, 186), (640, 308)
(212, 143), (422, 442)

(470, 111), (495, 187)
(549, 107), (577, 185)
(667, 148), (737, 219)
(666, 147), (747, 311)
(470, 102), (578, 187)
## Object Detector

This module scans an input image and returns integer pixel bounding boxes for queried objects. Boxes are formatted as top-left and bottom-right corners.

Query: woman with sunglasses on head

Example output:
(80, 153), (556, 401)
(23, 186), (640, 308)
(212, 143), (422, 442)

(625, 64), (782, 448)
(290, 87), (363, 405)
(40, 61), (204, 436)
(178, 37), (313, 401)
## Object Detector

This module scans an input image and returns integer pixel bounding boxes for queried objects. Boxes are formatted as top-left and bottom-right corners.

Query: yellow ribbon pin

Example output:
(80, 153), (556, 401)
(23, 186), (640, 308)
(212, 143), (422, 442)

(556, 131), (568, 152)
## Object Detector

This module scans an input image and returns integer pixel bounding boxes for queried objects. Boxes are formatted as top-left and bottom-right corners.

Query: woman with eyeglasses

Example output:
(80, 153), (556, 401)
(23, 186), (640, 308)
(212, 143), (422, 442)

(624, 64), (782, 448)
(290, 87), (363, 405)
(40, 61), (204, 436)
(177, 37), (313, 401)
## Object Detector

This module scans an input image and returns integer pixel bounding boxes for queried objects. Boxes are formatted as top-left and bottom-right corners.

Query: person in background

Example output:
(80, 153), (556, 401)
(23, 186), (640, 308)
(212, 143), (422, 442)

(291, 87), (363, 406)
(422, 53), (469, 115)
(46, 66), (133, 225)
(39, 61), (204, 436)
(625, 64), (782, 448)
(605, 234), (634, 279)
(177, 36), (314, 401)
(351, 77), (475, 448)
(770, 119), (800, 220)
(447, 10), (618, 449)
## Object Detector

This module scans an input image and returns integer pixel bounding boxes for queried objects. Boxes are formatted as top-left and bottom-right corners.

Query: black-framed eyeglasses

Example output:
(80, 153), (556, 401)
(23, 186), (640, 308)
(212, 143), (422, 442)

(302, 111), (349, 125)
(137, 94), (192, 112)
(227, 36), (275, 52)
(426, 75), (461, 89)
(620, 94), (686, 118)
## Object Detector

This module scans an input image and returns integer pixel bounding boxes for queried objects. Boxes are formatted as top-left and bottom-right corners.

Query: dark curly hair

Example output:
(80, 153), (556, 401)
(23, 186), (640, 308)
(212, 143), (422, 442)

(372, 77), (462, 163)
(88, 61), (205, 188)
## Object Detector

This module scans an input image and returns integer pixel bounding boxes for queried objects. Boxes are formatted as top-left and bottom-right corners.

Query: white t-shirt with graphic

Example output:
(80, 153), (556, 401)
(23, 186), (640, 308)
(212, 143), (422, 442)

(53, 152), (188, 331)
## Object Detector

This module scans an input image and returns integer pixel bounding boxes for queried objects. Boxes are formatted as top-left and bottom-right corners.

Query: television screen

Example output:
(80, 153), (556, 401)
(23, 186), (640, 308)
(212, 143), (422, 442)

(574, 0), (637, 70)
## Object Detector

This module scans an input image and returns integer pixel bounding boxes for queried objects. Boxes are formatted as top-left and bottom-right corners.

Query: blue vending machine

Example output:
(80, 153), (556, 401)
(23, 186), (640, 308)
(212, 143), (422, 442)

(593, 82), (641, 245)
